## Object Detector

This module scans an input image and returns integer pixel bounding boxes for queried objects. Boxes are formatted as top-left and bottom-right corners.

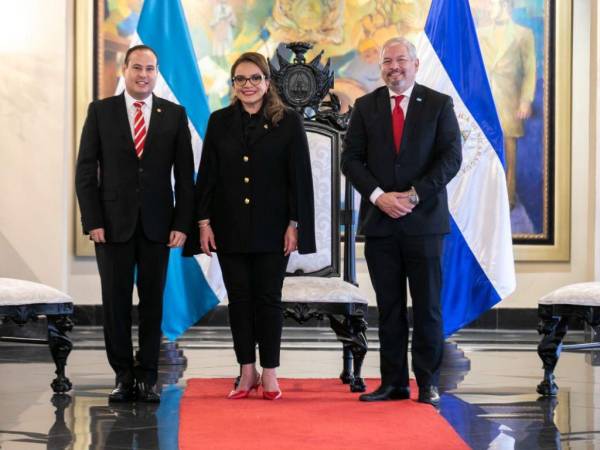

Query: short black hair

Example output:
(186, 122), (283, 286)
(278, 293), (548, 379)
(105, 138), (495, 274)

(124, 45), (158, 66)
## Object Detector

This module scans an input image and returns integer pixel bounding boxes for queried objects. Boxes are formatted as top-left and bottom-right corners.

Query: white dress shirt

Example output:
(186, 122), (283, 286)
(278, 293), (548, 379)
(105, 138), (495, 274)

(369, 83), (415, 204)
(124, 90), (153, 140)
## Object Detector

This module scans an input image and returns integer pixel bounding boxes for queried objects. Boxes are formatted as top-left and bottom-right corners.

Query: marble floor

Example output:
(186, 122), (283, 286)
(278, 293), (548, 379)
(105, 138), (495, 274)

(0, 327), (599, 449)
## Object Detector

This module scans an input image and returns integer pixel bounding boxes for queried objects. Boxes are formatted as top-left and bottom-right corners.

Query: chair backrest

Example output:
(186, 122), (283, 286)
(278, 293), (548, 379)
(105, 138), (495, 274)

(286, 121), (340, 277)
(271, 42), (357, 283)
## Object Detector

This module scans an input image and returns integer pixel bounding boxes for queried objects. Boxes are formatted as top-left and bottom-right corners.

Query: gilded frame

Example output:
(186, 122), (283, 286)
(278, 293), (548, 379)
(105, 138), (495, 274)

(74, 1), (572, 261)
(511, 0), (572, 261)
(74, 1), (95, 256)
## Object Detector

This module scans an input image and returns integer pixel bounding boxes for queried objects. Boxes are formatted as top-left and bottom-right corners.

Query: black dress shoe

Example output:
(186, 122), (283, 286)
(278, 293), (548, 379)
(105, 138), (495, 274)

(108, 382), (137, 403)
(359, 385), (410, 402)
(136, 381), (161, 403)
(418, 386), (440, 407)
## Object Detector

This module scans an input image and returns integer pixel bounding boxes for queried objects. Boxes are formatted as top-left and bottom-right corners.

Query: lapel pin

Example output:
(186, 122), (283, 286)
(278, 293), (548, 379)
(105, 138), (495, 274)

(416, 97), (422, 102)
(264, 124), (268, 129)
(156, 108), (162, 113)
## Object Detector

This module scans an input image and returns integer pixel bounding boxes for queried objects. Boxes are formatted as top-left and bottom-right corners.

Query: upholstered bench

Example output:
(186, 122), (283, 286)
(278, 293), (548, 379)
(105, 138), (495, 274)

(282, 276), (369, 392)
(537, 282), (600, 396)
(0, 278), (74, 393)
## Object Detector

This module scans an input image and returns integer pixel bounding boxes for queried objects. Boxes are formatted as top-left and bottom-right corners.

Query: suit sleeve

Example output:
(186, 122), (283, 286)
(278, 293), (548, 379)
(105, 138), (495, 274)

(340, 101), (381, 198)
(289, 112), (316, 254)
(75, 102), (103, 233)
(194, 113), (219, 222)
(412, 96), (462, 202)
(171, 106), (195, 234)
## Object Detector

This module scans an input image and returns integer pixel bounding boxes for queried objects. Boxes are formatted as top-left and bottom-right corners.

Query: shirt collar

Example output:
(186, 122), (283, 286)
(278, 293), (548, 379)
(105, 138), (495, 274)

(124, 90), (153, 110)
(388, 83), (415, 101)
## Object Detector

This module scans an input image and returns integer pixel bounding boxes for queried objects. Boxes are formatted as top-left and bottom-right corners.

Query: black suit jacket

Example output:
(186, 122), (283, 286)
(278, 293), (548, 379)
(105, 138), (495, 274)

(75, 93), (195, 243)
(341, 84), (462, 237)
(185, 103), (316, 255)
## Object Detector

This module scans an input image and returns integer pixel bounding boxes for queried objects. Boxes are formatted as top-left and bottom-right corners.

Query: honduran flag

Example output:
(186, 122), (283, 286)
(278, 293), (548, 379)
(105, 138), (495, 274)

(415, 0), (516, 336)
(118, 0), (223, 341)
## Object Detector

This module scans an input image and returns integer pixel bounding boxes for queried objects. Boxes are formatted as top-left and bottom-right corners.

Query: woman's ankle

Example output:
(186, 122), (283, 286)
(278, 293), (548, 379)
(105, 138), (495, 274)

(261, 368), (279, 390)
(237, 364), (259, 389)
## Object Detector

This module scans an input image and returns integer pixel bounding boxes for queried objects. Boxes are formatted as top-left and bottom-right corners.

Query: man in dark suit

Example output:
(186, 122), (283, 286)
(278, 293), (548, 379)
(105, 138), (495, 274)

(75, 45), (194, 402)
(341, 37), (462, 406)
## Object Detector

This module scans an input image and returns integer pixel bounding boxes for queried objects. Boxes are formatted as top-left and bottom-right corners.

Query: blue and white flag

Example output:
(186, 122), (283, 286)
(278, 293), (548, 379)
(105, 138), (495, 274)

(118, 0), (224, 341)
(416, 0), (516, 336)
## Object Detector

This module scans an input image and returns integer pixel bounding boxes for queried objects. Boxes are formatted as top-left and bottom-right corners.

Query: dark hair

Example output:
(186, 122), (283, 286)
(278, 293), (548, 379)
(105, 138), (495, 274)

(230, 52), (287, 126)
(124, 45), (158, 66)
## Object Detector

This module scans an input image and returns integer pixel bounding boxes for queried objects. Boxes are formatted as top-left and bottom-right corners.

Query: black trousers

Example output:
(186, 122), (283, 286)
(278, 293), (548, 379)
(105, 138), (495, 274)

(217, 252), (288, 368)
(364, 232), (444, 389)
(95, 221), (169, 385)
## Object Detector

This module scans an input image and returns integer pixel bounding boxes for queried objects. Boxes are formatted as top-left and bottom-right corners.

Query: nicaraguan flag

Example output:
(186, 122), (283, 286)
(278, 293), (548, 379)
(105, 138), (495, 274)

(415, 0), (516, 336)
(118, 0), (224, 341)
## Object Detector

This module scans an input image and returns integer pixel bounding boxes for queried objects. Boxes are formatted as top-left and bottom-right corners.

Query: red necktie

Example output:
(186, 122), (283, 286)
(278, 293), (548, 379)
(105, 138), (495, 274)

(392, 95), (405, 153)
(133, 101), (147, 158)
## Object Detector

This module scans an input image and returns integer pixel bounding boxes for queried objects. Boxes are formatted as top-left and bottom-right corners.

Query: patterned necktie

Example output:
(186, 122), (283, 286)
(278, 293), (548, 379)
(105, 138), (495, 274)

(133, 101), (147, 158)
(392, 95), (405, 153)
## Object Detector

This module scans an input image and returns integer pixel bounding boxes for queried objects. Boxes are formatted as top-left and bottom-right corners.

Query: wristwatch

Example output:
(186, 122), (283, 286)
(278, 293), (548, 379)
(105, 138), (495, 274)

(408, 186), (420, 206)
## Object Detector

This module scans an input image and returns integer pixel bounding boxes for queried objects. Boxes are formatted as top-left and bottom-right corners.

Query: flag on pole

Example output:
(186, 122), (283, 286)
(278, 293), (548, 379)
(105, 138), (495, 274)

(415, 0), (516, 336)
(121, 0), (223, 341)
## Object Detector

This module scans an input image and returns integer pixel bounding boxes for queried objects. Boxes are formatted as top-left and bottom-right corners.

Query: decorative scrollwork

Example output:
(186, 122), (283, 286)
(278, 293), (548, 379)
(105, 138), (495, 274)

(10, 305), (39, 325)
(328, 313), (368, 392)
(283, 303), (324, 324)
(314, 92), (352, 131)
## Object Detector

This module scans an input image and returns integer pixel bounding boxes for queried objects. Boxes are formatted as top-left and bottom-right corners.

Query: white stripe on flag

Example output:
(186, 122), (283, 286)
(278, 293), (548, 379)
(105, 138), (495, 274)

(416, 33), (516, 297)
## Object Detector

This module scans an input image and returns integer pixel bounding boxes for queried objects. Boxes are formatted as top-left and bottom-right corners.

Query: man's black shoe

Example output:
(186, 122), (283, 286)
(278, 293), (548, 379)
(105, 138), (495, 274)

(136, 381), (161, 403)
(359, 385), (410, 402)
(108, 382), (137, 402)
(418, 385), (440, 407)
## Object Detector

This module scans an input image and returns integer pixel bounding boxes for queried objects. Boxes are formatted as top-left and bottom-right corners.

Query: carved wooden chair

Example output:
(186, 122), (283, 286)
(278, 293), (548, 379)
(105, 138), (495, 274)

(272, 43), (369, 392)
(0, 278), (74, 393)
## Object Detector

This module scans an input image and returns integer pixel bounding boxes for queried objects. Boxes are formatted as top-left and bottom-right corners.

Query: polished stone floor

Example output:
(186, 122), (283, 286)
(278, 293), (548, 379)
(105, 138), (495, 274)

(0, 327), (599, 449)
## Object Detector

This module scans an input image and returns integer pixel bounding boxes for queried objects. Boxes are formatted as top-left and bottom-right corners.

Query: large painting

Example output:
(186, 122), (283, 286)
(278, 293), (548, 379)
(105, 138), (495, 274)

(75, 0), (571, 260)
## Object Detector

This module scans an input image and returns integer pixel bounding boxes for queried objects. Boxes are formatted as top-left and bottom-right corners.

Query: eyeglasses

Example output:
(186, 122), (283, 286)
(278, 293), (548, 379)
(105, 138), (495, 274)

(232, 74), (267, 87)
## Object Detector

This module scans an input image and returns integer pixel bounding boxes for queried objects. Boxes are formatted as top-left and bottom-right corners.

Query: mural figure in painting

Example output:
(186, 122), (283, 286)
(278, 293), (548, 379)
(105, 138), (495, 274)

(210, 0), (237, 65)
(266, 0), (344, 45)
(341, 38), (384, 94)
(478, 0), (536, 209)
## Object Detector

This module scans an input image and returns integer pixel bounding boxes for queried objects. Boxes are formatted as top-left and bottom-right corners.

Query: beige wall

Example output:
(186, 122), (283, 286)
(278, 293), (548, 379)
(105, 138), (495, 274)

(0, 0), (597, 310)
(592, 4), (600, 422)
(0, 0), (72, 290)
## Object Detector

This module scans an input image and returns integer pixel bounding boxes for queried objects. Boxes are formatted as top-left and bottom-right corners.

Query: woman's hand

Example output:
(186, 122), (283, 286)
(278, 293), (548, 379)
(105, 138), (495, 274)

(200, 224), (217, 257)
(284, 225), (298, 256)
(168, 231), (187, 248)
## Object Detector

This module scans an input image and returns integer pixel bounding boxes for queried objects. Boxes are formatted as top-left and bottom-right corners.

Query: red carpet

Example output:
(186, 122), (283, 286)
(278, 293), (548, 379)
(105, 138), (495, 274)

(179, 378), (469, 450)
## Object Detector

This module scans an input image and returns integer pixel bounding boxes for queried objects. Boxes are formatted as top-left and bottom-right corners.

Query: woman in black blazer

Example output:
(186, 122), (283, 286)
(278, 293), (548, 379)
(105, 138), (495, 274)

(191, 52), (316, 400)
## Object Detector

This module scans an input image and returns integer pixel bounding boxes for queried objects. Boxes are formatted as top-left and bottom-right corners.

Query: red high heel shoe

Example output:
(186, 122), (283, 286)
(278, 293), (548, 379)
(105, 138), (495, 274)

(227, 375), (261, 399)
(262, 389), (282, 400)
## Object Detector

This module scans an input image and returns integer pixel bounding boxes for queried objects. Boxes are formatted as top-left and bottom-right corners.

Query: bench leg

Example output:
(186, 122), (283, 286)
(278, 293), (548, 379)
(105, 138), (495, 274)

(537, 316), (568, 397)
(328, 313), (368, 392)
(47, 315), (74, 393)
